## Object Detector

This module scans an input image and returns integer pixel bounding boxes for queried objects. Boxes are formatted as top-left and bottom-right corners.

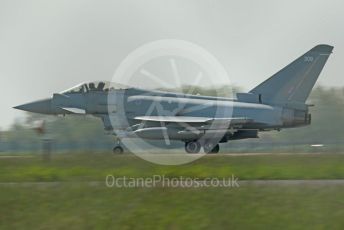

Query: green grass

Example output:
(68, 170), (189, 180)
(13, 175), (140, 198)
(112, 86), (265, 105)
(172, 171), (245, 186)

(1, 152), (344, 229)
(1, 152), (344, 182)
(0, 184), (344, 229)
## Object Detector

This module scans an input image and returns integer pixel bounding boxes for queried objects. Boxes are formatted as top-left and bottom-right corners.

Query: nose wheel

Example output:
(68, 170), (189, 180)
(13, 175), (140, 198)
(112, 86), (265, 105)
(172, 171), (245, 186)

(113, 146), (124, 154)
(113, 137), (124, 154)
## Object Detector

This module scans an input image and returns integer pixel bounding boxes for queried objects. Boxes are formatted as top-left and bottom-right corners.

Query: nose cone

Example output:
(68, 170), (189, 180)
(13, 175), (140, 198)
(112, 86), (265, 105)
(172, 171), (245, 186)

(14, 98), (53, 114)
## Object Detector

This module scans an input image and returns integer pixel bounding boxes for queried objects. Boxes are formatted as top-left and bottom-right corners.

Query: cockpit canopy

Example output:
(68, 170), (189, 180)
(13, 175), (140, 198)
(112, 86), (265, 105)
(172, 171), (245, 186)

(61, 81), (129, 94)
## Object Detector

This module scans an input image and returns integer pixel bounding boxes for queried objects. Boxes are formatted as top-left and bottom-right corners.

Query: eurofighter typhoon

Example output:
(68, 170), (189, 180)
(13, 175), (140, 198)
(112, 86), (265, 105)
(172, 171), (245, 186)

(14, 45), (333, 153)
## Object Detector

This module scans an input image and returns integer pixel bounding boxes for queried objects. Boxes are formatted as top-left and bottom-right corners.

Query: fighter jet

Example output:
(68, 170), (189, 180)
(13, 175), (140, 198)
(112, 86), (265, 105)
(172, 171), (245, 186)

(14, 44), (333, 153)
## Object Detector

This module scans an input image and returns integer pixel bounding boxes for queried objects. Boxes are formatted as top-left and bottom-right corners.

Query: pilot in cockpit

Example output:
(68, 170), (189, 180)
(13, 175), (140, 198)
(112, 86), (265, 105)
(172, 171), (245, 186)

(97, 82), (105, 91)
(89, 83), (96, 91)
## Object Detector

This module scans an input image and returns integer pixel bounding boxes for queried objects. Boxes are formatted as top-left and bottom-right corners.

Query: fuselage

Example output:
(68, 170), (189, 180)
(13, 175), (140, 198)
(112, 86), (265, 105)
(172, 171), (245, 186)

(15, 85), (311, 133)
(13, 44), (333, 153)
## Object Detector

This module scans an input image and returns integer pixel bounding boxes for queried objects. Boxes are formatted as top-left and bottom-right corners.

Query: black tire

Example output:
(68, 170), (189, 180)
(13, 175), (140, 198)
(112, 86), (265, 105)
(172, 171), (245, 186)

(204, 143), (220, 154)
(210, 144), (220, 153)
(113, 146), (124, 154)
(185, 141), (201, 153)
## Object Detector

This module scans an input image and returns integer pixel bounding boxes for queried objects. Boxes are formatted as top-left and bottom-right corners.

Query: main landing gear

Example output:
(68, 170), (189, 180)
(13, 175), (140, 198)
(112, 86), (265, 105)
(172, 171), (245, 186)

(203, 141), (220, 154)
(184, 140), (220, 154)
(185, 141), (201, 153)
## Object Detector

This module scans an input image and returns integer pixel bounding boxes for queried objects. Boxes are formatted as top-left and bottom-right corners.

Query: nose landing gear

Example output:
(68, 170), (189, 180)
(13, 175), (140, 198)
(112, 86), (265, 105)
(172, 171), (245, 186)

(113, 146), (124, 154)
(113, 137), (124, 154)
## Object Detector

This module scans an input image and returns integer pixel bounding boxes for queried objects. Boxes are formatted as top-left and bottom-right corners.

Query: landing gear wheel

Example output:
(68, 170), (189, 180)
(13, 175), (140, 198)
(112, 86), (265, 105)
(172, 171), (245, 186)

(210, 144), (219, 153)
(113, 146), (124, 154)
(185, 141), (201, 153)
(203, 143), (220, 154)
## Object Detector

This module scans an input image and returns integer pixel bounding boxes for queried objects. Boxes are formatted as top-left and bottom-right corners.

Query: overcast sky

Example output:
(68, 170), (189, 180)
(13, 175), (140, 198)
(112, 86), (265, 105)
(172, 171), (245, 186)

(0, 0), (343, 129)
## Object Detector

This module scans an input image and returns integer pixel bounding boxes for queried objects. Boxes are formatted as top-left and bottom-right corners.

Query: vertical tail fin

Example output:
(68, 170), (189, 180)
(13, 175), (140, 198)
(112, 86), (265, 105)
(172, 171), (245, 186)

(249, 44), (333, 105)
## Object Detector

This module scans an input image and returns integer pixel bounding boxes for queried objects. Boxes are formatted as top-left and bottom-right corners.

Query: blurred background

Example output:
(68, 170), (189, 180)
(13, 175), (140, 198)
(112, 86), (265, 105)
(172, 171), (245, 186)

(1, 1), (344, 229)
(1, 0), (343, 131)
